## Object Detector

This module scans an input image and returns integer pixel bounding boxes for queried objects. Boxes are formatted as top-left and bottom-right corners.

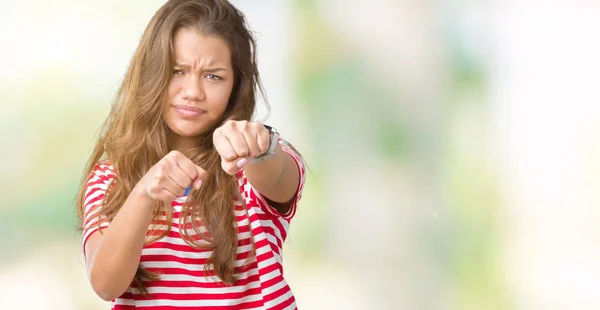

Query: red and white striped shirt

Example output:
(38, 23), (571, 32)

(82, 142), (306, 309)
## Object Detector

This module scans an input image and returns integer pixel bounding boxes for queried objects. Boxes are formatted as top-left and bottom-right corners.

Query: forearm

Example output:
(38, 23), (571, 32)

(88, 188), (155, 300)
(244, 143), (299, 203)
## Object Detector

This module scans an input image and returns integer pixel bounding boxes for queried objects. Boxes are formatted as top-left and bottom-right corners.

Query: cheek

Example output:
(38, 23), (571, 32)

(165, 80), (180, 106)
(215, 91), (231, 109)
(208, 84), (233, 114)
(207, 88), (231, 119)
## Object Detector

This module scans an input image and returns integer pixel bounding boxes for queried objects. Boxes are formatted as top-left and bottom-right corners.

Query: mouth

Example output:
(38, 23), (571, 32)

(172, 105), (205, 118)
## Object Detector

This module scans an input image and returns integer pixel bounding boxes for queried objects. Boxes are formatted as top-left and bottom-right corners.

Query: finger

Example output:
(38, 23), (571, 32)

(255, 125), (271, 155)
(213, 130), (239, 162)
(193, 165), (207, 189)
(161, 153), (191, 190)
(242, 125), (262, 158)
(221, 158), (242, 175)
(171, 153), (207, 189)
(157, 161), (188, 196)
(226, 130), (250, 159)
(167, 168), (192, 192)
(163, 171), (187, 196)
(152, 161), (186, 195)
(174, 155), (199, 182)
(236, 157), (248, 169)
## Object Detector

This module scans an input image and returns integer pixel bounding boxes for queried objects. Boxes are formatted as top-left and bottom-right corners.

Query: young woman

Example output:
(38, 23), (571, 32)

(76, 0), (306, 309)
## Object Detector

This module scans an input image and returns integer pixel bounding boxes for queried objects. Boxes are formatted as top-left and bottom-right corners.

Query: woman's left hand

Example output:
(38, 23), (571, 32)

(213, 120), (272, 175)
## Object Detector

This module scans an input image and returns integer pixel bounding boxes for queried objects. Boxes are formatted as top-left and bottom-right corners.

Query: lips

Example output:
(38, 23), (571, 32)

(173, 105), (205, 118)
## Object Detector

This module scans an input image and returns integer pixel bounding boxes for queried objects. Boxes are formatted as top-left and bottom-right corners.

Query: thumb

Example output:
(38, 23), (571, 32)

(193, 165), (207, 189)
(221, 157), (246, 176)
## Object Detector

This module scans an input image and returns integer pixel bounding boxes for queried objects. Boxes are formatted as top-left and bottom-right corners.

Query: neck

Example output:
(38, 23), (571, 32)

(170, 132), (213, 154)
(171, 135), (198, 153)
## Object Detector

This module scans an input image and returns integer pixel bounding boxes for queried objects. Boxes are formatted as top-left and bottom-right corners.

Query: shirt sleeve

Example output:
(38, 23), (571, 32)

(241, 139), (307, 220)
(82, 162), (116, 253)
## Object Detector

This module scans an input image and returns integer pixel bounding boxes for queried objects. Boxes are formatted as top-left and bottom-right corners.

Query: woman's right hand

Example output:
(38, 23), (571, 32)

(134, 150), (207, 202)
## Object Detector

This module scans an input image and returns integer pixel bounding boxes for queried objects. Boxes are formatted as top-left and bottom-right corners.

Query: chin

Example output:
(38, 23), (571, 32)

(169, 123), (206, 137)
(176, 129), (206, 138)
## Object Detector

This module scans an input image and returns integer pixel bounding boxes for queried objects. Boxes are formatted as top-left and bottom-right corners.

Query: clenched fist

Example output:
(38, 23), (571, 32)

(212, 120), (273, 175)
(134, 150), (207, 202)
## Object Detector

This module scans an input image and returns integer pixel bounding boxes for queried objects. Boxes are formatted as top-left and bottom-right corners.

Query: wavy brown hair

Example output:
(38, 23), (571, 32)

(76, 0), (265, 294)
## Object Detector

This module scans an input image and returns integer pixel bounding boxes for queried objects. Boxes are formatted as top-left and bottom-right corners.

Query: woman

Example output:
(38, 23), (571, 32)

(76, 0), (306, 309)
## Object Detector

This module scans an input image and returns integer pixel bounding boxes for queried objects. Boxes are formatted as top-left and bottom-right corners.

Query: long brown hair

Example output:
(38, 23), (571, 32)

(76, 0), (265, 294)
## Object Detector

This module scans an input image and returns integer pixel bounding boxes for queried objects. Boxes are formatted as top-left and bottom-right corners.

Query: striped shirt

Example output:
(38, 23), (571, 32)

(82, 142), (306, 309)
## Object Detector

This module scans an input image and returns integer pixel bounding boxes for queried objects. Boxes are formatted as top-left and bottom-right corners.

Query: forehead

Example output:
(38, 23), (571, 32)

(172, 28), (232, 67)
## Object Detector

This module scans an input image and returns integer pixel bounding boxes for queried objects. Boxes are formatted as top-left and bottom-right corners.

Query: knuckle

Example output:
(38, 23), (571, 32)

(156, 164), (167, 175)
(156, 172), (168, 183)
(259, 138), (269, 151)
(214, 127), (227, 138)
(157, 161), (169, 171)
(227, 152), (238, 161)
(251, 122), (263, 131)
(188, 168), (198, 179)
(149, 184), (161, 193)
(257, 123), (268, 133)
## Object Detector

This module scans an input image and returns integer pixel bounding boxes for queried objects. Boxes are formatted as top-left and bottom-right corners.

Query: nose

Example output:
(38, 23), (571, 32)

(181, 75), (205, 101)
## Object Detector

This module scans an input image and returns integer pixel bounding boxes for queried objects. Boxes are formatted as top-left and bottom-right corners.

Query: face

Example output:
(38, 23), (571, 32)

(164, 28), (234, 151)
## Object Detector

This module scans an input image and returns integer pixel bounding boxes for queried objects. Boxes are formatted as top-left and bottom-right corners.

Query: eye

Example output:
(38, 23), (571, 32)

(172, 69), (184, 76)
(205, 74), (222, 81)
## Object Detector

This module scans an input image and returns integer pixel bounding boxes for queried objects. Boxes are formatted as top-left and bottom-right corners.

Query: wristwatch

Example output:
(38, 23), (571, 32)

(247, 124), (279, 164)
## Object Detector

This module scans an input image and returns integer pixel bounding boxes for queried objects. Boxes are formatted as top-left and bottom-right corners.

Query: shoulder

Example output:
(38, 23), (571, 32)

(278, 139), (304, 165)
(87, 160), (117, 185)
(277, 138), (306, 188)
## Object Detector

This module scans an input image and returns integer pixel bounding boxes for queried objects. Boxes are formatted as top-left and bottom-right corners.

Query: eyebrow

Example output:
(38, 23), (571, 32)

(174, 64), (227, 73)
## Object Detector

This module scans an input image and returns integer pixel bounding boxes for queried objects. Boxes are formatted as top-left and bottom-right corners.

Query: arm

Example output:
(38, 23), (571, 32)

(85, 189), (155, 301)
(213, 121), (301, 214)
(83, 152), (206, 301)
(243, 142), (300, 212)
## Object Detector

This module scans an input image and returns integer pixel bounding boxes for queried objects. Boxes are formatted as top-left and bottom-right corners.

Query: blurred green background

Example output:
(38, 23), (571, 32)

(1, 1), (600, 309)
